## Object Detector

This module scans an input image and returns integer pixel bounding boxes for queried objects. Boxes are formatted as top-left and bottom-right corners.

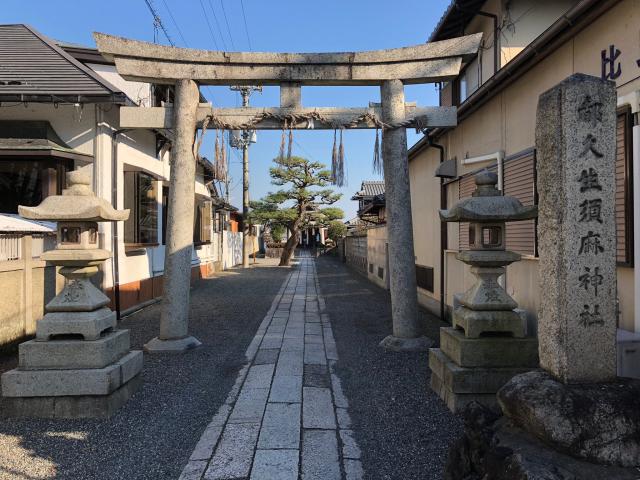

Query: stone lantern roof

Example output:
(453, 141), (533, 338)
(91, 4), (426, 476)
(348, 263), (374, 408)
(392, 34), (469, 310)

(439, 170), (537, 223)
(18, 166), (129, 222)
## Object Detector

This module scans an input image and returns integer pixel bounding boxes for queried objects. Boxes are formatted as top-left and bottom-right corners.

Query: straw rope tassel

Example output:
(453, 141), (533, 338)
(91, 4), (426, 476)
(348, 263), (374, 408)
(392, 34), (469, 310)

(373, 128), (383, 176)
(287, 126), (293, 161)
(337, 128), (345, 187)
(279, 120), (287, 162)
(331, 129), (338, 184)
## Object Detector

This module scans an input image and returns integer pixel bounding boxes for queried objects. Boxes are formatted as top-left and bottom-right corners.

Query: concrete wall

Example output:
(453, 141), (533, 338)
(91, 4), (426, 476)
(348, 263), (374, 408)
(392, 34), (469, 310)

(344, 235), (367, 276)
(366, 225), (389, 290)
(409, 0), (639, 329)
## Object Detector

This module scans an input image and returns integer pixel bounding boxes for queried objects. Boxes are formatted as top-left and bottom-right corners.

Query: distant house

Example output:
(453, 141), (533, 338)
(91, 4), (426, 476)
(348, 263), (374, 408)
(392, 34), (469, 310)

(351, 181), (385, 225)
(0, 24), (243, 346)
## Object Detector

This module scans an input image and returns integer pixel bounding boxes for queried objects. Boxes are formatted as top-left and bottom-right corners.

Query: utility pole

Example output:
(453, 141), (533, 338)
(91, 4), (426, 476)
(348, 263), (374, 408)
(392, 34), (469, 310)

(229, 85), (261, 268)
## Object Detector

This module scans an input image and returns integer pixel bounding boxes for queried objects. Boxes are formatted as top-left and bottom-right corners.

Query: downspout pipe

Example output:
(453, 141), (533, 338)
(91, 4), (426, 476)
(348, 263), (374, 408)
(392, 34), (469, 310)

(111, 128), (132, 321)
(454, 4), (499, 76)
(428, 139), (448, 322)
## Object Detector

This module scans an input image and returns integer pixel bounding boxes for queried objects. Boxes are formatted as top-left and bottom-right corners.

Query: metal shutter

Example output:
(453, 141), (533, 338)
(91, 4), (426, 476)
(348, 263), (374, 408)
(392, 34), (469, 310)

(504, 152), (536, 256)
(615, 110), (633, 265)
(458, 174), (476, 251)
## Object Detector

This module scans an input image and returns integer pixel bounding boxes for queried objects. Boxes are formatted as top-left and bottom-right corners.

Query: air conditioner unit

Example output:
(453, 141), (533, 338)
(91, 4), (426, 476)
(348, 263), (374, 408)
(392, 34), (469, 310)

(617, 329), (640, 379)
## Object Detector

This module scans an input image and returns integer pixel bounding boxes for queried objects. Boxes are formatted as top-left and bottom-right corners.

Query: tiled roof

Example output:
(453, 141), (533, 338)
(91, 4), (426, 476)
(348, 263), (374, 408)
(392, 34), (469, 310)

(0, 24), (125, 103)
(428, 0), (488, 42)
(353, 180), (385, 199)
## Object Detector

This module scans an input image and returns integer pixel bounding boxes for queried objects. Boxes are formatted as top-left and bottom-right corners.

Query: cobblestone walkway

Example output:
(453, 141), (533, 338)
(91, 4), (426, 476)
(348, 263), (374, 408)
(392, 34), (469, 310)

(179, 253), (362, 480)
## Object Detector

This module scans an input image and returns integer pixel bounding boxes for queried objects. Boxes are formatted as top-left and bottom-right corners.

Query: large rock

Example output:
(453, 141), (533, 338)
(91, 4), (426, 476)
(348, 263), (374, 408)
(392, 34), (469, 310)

(445, 402), (639, 480)
(498, 371), (640, 467)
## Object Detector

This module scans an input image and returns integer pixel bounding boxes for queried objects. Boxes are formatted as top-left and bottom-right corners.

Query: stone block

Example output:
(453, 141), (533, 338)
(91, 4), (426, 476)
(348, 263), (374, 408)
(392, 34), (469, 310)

(19, 329), (131, 370)
(257, 402), (300, 449)
(339, 430), (361, 459)
(1, 373), (142, 419)
(269, 375), (302, 403)
(244, 364), (275, 390)
(144, 335), (202, 353)
(2, 350), (142, 397)
(250, 449), (298, 480)
(228, 387), (269, 424)
(430, 371), (498, 414)
(439, 327), (538, 368)
(536, 73), (617, 383)
(36, 307), (116, 341)
(429, 348), (533, 394)
(205, 423), (260, 479)
(302, 430), (340, 480)
(303, 387), (336, 429)
(453, 307), (525, 339)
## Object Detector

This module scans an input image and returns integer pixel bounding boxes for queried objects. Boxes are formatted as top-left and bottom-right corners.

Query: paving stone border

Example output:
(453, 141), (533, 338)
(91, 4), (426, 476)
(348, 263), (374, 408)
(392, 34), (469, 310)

(179, 253), (363, 480)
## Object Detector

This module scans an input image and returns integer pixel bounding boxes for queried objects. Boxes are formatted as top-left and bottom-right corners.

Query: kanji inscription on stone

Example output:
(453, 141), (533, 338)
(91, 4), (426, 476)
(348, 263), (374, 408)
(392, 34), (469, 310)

(536, 73), (617, 383)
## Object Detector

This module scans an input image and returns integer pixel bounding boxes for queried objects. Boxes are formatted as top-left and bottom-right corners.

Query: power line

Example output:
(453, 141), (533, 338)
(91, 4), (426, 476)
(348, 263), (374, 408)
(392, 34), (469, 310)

(160, 0), (189, 47)
(198, 0), (221, 50)
(206, 0), (228, 50)
(143, 0), (174, 46)
(239, 0), (252, 51)
(219, 0), (236, 50)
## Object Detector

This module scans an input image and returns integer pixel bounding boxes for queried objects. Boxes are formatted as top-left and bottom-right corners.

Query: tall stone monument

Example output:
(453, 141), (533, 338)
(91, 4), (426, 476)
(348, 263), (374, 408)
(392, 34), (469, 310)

(535, 73), (617, 383)
(1, 166), (143, 418)
(429, 170), (539, 412)
(443, 74), (640, 477)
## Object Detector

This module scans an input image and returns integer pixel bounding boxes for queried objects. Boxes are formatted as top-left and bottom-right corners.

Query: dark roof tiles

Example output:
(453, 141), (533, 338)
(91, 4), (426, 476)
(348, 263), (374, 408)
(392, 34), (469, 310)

(0, 24), (123, 101)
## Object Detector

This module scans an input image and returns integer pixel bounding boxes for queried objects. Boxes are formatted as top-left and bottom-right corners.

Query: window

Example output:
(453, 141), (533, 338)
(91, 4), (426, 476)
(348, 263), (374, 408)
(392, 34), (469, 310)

(124, 171), (158, 245)
(416, 265), (434, 292)
(0, 159), (68, 213)
(194, 200), (212, 244)
(459, 56), (480, 103)
(616, 108), (634, 266)
(161, 186), (169, 245)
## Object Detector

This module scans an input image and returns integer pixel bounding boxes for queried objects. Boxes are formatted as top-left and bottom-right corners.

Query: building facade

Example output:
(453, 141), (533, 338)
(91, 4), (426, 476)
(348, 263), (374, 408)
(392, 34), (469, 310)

(0, 24), (244, 345)
(408, 0), (639, 337)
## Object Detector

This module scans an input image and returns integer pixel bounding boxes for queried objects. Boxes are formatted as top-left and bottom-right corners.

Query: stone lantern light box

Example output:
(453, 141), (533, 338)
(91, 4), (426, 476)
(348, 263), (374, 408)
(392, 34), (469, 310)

(429, 170), (540, 412)
(1, 166), (143, 418)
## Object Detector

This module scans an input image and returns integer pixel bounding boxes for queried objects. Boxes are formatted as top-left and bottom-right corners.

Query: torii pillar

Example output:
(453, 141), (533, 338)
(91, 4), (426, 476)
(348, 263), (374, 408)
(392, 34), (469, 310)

(379, 80), (431, 351)
(144, 79), (202, 353)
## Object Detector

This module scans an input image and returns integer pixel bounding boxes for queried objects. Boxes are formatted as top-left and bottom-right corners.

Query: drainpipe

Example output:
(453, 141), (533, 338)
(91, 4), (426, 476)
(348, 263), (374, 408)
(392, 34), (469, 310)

(111, 128), (132, 321)
(453, 4), (499, 75)
(428, 140), (448, 322)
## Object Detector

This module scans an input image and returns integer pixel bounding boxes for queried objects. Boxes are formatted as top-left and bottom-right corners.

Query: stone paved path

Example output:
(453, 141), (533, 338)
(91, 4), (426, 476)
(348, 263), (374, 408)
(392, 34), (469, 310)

(180, 252), (362, 480)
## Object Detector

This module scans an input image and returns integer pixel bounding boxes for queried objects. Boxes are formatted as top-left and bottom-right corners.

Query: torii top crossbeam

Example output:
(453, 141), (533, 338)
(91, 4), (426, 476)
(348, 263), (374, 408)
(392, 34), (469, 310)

(94, 32), (482, 86)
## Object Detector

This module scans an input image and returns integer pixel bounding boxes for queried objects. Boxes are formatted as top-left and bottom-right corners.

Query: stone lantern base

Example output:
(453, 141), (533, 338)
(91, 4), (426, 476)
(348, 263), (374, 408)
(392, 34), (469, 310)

(1, 266), (143, 418)
(429, 324), (538, 413)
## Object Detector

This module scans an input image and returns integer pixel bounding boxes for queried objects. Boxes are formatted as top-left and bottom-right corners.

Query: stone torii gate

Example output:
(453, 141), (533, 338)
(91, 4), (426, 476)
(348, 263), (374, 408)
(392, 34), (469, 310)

(94, 32), (482, 353)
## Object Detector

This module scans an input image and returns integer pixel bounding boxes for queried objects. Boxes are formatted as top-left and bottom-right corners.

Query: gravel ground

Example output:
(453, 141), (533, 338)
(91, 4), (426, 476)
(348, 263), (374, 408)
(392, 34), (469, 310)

(0, 259), (290, 480)
(315, 255), (462, 480)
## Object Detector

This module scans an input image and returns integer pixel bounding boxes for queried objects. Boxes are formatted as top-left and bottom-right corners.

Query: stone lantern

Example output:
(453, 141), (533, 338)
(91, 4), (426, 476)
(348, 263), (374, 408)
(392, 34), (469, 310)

(429, 170), (540, 412)
(1, 166), (143, 418)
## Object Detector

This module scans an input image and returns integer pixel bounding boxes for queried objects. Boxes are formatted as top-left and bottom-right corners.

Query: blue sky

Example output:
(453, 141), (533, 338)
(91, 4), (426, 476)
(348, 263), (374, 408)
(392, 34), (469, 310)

(3, 0), (450, 219)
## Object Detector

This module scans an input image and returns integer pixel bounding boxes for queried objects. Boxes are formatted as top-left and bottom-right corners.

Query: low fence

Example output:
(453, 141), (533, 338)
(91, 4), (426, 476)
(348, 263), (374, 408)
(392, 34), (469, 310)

(343, 225), (389, 290)
(0, 233), (61, 348)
